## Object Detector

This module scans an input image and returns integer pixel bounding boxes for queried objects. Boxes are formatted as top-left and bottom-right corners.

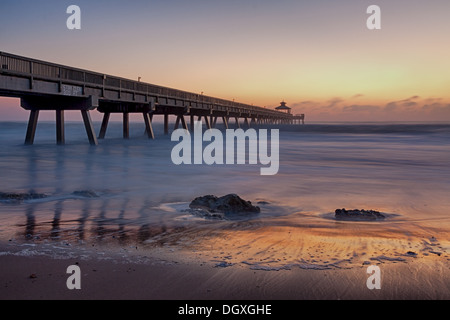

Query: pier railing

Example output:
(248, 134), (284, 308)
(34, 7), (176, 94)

(0, 51), (288, 118)
(0, 51), (300, 145)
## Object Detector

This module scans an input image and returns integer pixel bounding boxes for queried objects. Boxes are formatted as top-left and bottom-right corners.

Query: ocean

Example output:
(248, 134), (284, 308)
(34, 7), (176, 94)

(0, 121), (449, 269)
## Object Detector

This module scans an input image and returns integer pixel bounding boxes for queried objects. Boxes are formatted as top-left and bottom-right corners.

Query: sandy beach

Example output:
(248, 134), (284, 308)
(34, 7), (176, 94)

(1, 253), (447, 300)
(1, 213), (449, 300)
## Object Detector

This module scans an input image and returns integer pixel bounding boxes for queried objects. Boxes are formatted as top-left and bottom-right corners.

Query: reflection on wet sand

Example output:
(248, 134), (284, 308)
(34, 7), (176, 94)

(50, 201), (62, 240)
(95, 199), (108, 241)
(24, 205), (35, 239)
(15, 194), (174, 247)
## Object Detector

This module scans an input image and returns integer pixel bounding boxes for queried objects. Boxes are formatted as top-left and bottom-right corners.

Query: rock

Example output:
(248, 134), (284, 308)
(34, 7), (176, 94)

(0, 192), (48, 203)
(215, 261), (233, 268)
(335, 208), (385, 220)
(73, 190), (99, 198)
(406, 251), (418, 257)
(188, 194), (260, 219)
(188, 209), (225, 219)
(190, 195), (218, 211)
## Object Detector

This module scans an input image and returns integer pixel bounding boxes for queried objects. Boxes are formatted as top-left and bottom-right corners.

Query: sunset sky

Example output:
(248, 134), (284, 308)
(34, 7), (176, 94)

(1, 0), (450, 121)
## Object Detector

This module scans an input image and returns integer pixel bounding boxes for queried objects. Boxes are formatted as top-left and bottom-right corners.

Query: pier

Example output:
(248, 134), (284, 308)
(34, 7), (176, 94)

(0, 52), (302, 145)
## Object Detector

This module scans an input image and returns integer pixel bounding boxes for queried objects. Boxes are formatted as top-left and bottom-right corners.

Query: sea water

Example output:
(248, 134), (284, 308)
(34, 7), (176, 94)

(0, 121), (449, 265)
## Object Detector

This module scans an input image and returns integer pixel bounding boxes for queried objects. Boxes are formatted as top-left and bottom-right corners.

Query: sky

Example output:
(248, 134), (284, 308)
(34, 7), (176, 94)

(1, 0), (450, 122)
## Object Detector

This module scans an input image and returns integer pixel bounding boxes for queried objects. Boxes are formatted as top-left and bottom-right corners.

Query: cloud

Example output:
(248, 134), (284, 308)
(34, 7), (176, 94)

(384, 96), (420, 112)
(342, 105), (381, 112)
(423, 97), (443, 104)
(422, 102), (450, 113)
(326, 97), (344, 109)
(287, 95), (450, 121)
(384, 101), (398, 112)
(291, 100), (322, 112)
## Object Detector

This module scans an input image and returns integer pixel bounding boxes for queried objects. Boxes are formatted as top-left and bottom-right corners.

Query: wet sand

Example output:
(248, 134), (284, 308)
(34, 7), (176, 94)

(1, 213), (449, 300)
(1, 252), (448, 300)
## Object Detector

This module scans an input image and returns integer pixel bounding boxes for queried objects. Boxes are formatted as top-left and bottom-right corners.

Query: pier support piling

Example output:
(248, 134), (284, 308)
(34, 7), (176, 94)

(98, 112), (110, 139)
(25, 110), (39, 145)
(222, 116), (228, 129)
(56, 110), (65, 145)
(235, 117), (240, 129)
(143, 112), (155, 139)
(21, 95), (99, 145)
(164, 113), (169, 135)
(198, 115), (211, 130)
(205, 116), (211, 130)
(244, 117), (250, 128)
(174, 115), (188, 131)
(190, 114), (195, 132)
(123, 112), (129, 139)
(81, 110), (98, 146)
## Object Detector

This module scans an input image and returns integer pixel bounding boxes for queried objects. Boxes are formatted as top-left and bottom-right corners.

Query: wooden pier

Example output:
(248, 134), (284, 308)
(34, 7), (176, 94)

(0, 51), (303, 145)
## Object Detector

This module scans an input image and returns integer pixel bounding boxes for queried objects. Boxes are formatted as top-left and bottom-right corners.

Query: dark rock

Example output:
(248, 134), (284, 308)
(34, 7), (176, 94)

(73, 190), (99, 198)
(0, 192), (48, 203)
(189, 194), (260, 219)
(215, 261), (233, 268)
(335, 208), (385, 220)
(188, 209), (225, 220)
(190, 195), (218, 211)
(190, 194), (260, 214)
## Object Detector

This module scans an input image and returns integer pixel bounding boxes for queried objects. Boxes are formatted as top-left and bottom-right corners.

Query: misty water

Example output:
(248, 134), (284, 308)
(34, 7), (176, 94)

(0, 121), (449, 266)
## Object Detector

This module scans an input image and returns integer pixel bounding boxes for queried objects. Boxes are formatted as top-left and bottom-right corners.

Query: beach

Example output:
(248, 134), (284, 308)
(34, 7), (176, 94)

(0, 121), (449, 300)
(1, 217), (449, 300)
(1, 249), (448, 300)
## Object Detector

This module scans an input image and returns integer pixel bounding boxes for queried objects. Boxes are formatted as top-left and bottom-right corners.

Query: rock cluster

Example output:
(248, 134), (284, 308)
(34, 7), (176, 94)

(188, 194), (260, 219)
(335, 208), (385, 220)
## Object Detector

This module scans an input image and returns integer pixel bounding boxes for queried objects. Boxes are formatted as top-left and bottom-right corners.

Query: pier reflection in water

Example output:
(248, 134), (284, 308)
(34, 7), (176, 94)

(12, 138), (194, 247)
